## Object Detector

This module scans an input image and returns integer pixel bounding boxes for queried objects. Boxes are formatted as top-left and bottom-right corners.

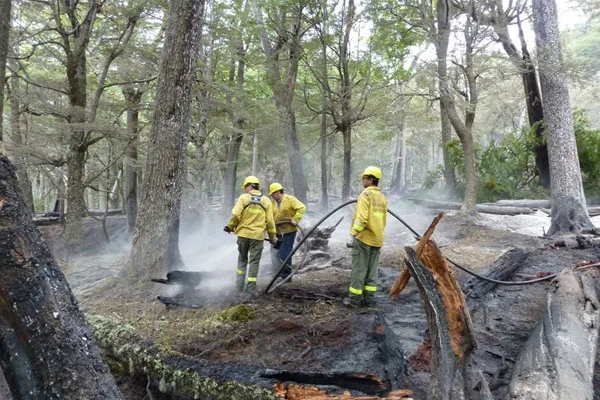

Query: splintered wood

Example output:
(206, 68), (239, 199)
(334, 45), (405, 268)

(389, 212), (474, 360)
(273, 383), (413, 399)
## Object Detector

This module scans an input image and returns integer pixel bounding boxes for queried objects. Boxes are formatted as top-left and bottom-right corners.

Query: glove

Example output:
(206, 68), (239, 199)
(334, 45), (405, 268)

(346, 237), (356, 248)
(223, 225), (233, 233)
(269, 235), (278, 246)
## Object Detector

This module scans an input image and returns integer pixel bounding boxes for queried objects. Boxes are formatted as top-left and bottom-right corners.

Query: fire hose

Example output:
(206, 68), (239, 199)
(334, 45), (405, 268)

(264, 200), (600, 294)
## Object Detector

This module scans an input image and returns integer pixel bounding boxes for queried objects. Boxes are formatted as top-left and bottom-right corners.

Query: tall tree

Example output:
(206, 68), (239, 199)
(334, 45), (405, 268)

(125, 0), (205, 280)
(435, 0), (480, 213)
(251, 0), (309, 202)
(532, 0), (595, 235)
(0, 0), (11, 151)
(123, 85), (144, 233)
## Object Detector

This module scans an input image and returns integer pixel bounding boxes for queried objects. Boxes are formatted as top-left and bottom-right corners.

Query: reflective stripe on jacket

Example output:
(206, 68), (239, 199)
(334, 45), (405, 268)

(272, 194), (307, 234)
(228, 190), (276, 240)
(350, 186), (387, 247)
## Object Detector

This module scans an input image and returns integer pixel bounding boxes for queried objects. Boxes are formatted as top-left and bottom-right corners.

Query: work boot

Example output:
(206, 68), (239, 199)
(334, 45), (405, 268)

(362, 295), (378, 308)
(343, 296), (361, 309)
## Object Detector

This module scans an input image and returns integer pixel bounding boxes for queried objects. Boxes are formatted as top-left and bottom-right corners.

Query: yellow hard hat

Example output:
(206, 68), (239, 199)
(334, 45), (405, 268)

(360, 166), (382, 180)
(269, 182), (284, 195)
(241, 175), (260, 189)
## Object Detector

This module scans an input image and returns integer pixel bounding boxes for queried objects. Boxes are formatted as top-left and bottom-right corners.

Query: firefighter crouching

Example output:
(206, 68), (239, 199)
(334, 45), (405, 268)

(269, 183), (307, 282)
(345, 166), (388, 308)
(224, 176), (277, 293)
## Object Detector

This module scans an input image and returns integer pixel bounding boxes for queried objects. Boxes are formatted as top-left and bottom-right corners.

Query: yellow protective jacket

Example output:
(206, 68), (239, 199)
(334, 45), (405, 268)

(272, 194), (307, 234)
(350, 186), (388, 247)
(227, 190), (277, 241)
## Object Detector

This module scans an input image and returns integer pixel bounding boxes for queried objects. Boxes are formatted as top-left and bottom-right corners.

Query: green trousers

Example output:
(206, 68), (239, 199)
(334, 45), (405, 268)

(236, 237), (264, 291)
(349, 239), (381, 303)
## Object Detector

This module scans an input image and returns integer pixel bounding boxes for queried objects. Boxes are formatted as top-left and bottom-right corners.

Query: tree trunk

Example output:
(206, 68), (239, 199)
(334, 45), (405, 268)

(223, 131), (244, 211)
(8, 62), (34, 213)
(125, 0), (205, 280)
(0, 0), (10, 148)
(341, 124), (352, 200)
(391, 120), (407, 195)
(440, 106), (457, 195)
(123, 86), (143, 234)
(252, 1), (308, 202)
(531, 0), (595, 235)
(0, 156), (123, 399)
(508, 270), (599, 399)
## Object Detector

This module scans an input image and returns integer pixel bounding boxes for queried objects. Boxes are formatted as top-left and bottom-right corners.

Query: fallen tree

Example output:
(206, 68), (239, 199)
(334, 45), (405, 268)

(508, 269), (599, 399)
(88, 315), (278, 399)
(408, 199), (534, 215)
(0, 157), (123, 399)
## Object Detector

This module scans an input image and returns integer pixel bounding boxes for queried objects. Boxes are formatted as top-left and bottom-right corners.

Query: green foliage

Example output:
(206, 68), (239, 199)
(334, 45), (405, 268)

(217, 304), (257, 323)
(574, 109), (600, 200)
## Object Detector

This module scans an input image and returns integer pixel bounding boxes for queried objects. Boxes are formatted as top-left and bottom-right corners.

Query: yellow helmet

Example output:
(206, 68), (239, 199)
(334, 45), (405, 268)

(360, 166), (382, 180)
(241, 175), (260, 189)
(269, 182), (284, 195)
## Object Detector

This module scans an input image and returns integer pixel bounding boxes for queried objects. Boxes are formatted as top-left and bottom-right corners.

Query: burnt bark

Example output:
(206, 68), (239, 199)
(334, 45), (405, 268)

(0, 156), (122, 399)
(462, 248), (527, 299)
(531, 0), (595, 235)
(508, 269), (599, 399)
(123, 86), (143, 234)
(125, 0), (205, 280)
(404, 245), (475, 400)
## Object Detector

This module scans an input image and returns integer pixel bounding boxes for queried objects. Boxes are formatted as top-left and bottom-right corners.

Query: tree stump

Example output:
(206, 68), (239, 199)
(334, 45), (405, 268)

(0, 157), (123, 399)
(508, 269), (599, 399)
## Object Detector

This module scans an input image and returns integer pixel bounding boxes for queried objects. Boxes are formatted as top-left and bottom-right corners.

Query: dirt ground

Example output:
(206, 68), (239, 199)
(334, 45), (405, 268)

(38, 206), (600, 399)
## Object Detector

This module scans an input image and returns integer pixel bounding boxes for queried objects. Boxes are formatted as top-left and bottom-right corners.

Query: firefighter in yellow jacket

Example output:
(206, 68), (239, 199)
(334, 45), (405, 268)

(269, 183), (306, 282)
(345, 166), (388, 308)
(224, 176), (277, 292)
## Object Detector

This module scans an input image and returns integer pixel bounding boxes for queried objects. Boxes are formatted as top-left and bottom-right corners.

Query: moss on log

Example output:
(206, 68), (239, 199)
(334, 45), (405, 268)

(88, 315), (278, 400)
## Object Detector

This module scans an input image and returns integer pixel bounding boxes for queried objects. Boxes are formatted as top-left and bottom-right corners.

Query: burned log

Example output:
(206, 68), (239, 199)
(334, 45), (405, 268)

(262, 369), (390, 396)
(89, 315), (278, 399)
(273, 383), (413, 399)
(462, 248), (527, 300)
(492, 199), (550, 208)
(508, 269), (599, 400)
(373, 313), (408, 391)
(0, 157), (123, 399)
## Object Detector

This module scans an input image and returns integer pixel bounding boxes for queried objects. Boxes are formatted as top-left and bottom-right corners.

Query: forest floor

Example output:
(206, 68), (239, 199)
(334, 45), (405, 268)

(38, 203), (600, 399)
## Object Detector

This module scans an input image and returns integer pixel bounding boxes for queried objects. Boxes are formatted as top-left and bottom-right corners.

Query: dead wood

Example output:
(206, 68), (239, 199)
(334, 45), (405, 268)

(409, 199), (534, 215)
(462, 248), (527, 300)
(273, 383), (413, 399)
(262, 370), (390, 396)
(507, 269), (600, 400)
(492, 200), (550, 208)
(0, 157), (123, 399)
(373, 313), (407, 391)
(88, 315), (279, 399)
(391, 212), (476, 400)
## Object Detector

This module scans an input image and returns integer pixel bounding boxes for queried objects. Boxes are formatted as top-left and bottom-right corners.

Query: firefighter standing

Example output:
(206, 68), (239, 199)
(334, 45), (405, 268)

(224, 176), (277, 293)
(345, 166), (388, 308)
(269, 183), (306, 282)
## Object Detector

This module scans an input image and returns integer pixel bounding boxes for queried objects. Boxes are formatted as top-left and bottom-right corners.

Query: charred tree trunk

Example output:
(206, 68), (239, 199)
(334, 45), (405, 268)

(0, 156), (123, 399)
(123, 86), (143, 234)
(125, 0), (205, 280)
(531, 0), (595, 235)
(391, 213), (476, 400)
(508, 269), (599, 399)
